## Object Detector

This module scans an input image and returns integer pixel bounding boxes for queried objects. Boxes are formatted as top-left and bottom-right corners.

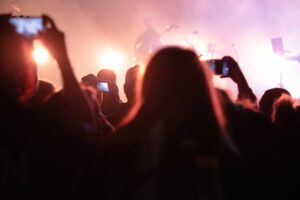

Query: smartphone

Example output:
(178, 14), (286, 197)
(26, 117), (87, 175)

(222, 60), (229, 76)
(9, 17), (44, 38)
(209, 59), (229, 76)
(97, 82), (109, 92)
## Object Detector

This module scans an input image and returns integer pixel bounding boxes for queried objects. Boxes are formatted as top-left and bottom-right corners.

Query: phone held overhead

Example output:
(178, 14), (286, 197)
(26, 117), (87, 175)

(9, 16), (44, 38)
(207, 59), (229, 76)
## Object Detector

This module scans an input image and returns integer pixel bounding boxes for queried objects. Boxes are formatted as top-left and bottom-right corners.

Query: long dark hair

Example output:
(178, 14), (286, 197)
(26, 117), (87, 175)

(120, 46), (237, 153)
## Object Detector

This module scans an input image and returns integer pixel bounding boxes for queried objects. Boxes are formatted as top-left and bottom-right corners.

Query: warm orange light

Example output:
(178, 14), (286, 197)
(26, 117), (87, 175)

(33, 47), (49, 64)
(100, 50), (124, 70)
(33, 40), (50, 64)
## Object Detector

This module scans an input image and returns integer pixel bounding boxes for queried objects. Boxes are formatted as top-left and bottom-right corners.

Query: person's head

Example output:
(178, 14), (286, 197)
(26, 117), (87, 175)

(121, 46), (239, 154)
(0, 14), (37, 103)
(127, 46), (224, 127)
(28, 79), (55, 105)
(97, 69), (121, 115)
(37, 79), (55, 96)
(97, 69), (119, 96)
(259, 88), (291, 120)
(81, 73), (104, 107)
(272, 94), (296, 127)
(124, 65), (141, 103)
(143, 47), (211, 115)
(97, 69), (117, 85)
(81, 74), (100, 89)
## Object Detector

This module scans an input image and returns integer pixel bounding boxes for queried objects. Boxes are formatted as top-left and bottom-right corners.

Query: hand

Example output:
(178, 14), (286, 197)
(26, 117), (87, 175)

(0, 14), (11, 26)
(0, 14), (18, 34)
(221, 56), (257, 102)
(39, 14), (69, 66)
(220, 56), (244, 84)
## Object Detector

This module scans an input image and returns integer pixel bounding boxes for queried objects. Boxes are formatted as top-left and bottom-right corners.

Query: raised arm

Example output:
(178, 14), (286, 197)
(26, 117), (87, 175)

(221, 56), (257, 103)
(40, 15), (96, 126)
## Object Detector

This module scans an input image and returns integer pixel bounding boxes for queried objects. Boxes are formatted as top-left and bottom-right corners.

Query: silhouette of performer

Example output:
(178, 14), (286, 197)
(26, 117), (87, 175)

(134, 18), (161, 64)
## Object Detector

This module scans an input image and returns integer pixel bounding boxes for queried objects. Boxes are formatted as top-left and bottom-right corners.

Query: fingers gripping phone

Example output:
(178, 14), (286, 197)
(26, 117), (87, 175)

(9, 16), (44, 38)
(209, 59), (229, 76)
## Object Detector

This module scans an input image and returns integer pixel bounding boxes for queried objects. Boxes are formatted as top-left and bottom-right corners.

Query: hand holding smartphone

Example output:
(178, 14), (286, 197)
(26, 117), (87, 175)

(208, 59), (229, 76)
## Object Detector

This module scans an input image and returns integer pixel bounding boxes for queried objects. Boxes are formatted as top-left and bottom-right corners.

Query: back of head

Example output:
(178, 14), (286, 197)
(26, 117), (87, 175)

(81, 74), (100, 89)
(124, 65), (141, 103)
(97, 69), (119, 98)
(37, 80), (55, 96)
(141, 46), (218, 122)
(97, 69), (121, 115)
(28, 80), (55, 105)
(137, 47), (240, 155)
(0, 14), (37, 104)
(272, 94), (296, 127)
(120, 46), (239, 155)
(259, 88), (291, 120)
(97, 69), (117, 84)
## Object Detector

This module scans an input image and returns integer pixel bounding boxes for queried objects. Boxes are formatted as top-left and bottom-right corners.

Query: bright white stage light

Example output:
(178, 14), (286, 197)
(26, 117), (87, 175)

(100, 50), (124, 70)
(33, 48), (49, 64)
(33, 41), (49, 64)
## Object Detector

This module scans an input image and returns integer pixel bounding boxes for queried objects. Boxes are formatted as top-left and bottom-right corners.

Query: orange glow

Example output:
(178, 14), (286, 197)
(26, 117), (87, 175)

(100, 50), (124, 70)
(33, 41), (50, 64)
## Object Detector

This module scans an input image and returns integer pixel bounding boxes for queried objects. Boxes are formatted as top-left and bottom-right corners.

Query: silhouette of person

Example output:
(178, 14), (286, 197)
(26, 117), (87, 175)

(259, 87), (291, 121)
(28, 79), (55, 105)
(102, 46), (237, 200)
(0, 14), (99, 198)
(134, 18), (162, 64)
(97, 69), (122, 118)
(108, 64), (141, 126)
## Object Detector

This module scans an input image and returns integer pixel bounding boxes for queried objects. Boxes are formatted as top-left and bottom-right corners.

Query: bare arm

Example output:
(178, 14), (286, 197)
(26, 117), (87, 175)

(222, 56), (257, 103)
(40, 15), (96, 126)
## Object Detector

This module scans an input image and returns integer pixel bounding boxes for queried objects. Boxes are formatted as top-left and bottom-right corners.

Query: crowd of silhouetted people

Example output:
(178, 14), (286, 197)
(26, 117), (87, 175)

(1, 14), (300, 200)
